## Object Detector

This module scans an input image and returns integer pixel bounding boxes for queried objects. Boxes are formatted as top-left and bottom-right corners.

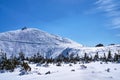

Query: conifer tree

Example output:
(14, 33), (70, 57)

(107, 50), (112, 61)
(94, 52), (99, 61)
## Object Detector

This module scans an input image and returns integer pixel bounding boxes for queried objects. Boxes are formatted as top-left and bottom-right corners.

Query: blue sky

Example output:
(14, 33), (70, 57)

(0, 0), (120, 46)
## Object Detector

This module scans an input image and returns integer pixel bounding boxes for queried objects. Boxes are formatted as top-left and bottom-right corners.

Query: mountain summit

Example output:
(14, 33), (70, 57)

(0, 28), (82, 58)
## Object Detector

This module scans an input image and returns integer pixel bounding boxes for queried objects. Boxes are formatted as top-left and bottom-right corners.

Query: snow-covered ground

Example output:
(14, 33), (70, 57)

(0, 62), (120, 80)
(0, 28), (120, 80)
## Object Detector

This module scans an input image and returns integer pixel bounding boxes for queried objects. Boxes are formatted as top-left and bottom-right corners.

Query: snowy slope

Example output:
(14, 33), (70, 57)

(79, 45), (120, 57)
(58, 45), (120, 58)
(0, 62), (120, 80)
(0, 28), (120, 58)
(0, 28), (82, 58)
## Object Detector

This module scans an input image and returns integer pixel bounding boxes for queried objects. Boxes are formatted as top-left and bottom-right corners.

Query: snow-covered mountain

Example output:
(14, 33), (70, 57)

(0, 28), (82, 58)
(0, 28), (120, 58)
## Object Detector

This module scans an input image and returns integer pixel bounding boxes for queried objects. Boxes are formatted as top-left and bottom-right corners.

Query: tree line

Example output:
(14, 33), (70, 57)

(0, 50), (120, 72)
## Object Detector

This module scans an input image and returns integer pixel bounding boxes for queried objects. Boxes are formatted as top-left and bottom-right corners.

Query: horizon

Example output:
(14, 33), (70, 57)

(0, 0), (120, 46)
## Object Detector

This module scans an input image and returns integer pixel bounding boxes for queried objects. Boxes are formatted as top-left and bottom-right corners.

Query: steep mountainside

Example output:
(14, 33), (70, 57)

(0, 28), (120, 58)
(0, 28), (82, 58)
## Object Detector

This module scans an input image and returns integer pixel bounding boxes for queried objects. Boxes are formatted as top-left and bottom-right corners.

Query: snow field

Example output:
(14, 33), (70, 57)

(0, 62), (120, 80)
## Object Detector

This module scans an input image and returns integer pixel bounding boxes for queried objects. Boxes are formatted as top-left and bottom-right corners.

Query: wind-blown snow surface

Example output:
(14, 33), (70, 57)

(0, 62), (120, 80)
(0, 28), (82, 58)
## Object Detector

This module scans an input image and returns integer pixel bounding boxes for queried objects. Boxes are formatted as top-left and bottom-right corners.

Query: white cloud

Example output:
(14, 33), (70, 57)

(107, 10), (120, 17)
(95, 0), (120, 29)
(111, 17), (120, 29)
